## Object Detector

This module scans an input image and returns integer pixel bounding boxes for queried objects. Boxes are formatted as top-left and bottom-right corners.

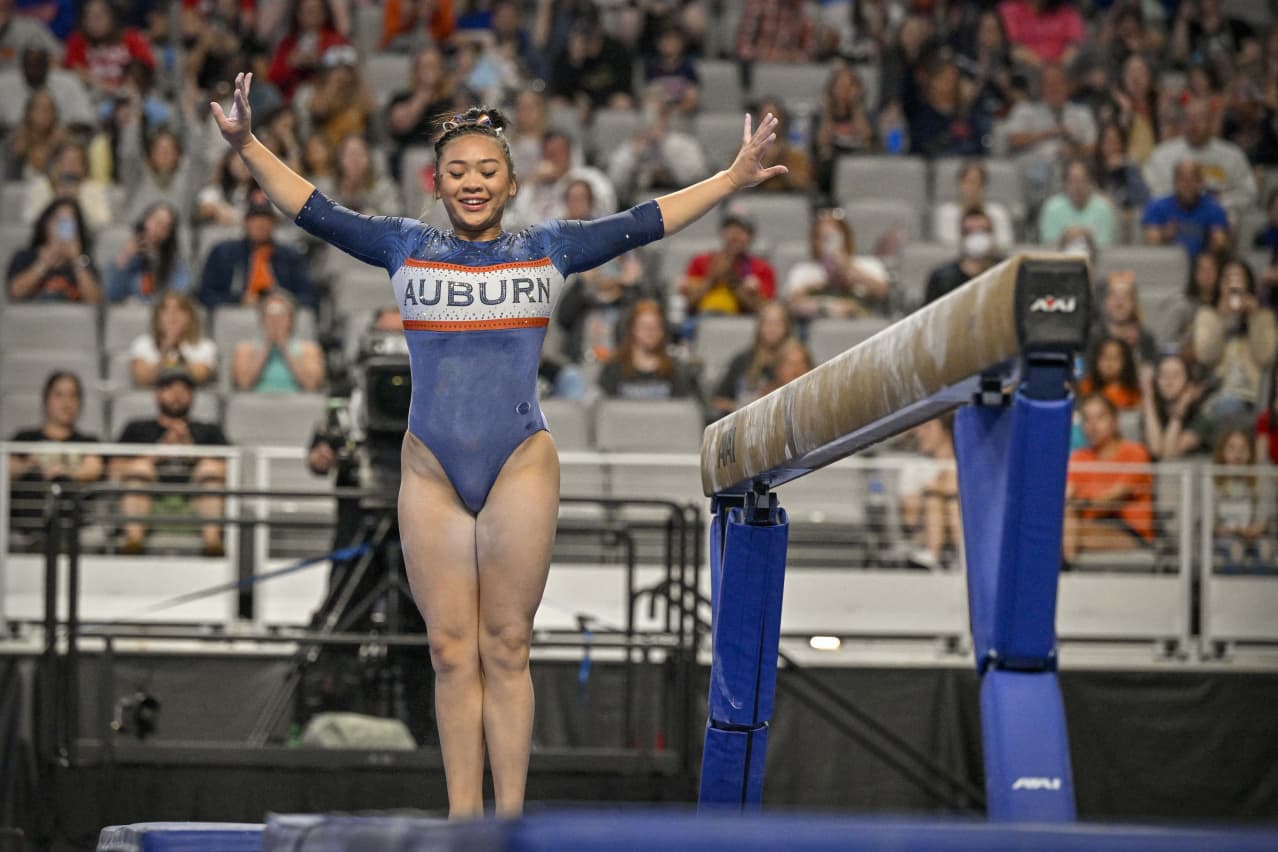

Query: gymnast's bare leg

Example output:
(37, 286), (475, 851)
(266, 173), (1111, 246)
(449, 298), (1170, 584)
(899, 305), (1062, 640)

(398, 431), (558, 818)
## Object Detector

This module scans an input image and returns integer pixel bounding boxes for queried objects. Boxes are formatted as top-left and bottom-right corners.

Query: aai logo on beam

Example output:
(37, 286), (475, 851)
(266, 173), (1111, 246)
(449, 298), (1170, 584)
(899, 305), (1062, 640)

(1011, 776), (1063, 791)
(1028, 296), (1077, 313)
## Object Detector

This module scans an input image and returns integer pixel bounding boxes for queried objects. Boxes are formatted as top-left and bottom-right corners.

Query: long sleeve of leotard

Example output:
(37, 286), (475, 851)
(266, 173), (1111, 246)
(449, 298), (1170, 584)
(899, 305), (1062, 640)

(551, 200), (666, 276)
(293, 189), (429, 274)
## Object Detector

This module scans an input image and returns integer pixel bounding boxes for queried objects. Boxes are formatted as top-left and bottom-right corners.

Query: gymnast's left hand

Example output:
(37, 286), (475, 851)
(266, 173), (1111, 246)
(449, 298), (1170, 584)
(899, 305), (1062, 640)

(725, 112), (789, 191)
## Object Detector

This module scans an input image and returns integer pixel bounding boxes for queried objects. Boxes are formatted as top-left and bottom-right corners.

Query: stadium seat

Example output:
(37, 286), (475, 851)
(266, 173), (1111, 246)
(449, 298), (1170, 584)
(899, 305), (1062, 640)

(832, 156), (928, 211)
(695, 60), (744, 112)
(1094, 246), (1189, 317)
(1, 183), (27, 224)
(594, 398), (704, 452)
(93, 224), (133, 277)
(0, 303), (98, 353)
(540, 398), (591, 450)
(749, 61), (831, 110)
(332, 270), (395, 318)
(0, 348), (100, 391)
(223, 392), (326, 446)
(841, 199), (919, 257)
(770, 240), (811, 293)
(695, 112), (748, 177)
(1, 387), (105, 439)
(363, 53), (411, 109)
(695, 315), (755, 391)
(102, 303), (153, 354)
(738, 195), (813, 246)
(109, 388), (220, 438)
(591, 108), (642, 168)
(897, 242), (954, 310)
(398, 146), (435, 216)
(932, 157), (1026, 220)
(808, 317), (892, 364)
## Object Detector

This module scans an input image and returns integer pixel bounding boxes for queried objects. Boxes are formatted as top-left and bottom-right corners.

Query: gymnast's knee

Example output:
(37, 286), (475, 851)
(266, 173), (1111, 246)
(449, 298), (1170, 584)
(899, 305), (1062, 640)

(428, 627), (480, 678)
(478, 623), (532, 676)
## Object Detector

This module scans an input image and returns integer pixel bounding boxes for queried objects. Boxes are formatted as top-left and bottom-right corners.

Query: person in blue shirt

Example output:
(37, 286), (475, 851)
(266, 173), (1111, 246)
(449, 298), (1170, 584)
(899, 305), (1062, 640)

(195, 188), (317, 309)
(210, 71), (786, 819)
(1141, 159), (1230, 260)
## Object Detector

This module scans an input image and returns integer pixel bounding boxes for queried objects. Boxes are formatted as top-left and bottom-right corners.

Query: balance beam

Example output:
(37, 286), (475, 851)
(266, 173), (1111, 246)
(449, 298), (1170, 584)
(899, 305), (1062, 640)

(700, 253), (1091, 496)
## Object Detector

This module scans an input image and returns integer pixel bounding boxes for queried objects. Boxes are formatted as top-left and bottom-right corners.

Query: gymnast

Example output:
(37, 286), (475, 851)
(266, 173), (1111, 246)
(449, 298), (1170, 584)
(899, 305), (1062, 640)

(211, 72), (786, 818)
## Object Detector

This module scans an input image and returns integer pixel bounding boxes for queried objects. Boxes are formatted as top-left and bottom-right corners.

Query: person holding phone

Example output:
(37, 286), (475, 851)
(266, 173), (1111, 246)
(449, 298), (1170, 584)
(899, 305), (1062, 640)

(1193, 257), (1278, 422)
(784, 208), (891, 321)
(6, 197), (101, 303)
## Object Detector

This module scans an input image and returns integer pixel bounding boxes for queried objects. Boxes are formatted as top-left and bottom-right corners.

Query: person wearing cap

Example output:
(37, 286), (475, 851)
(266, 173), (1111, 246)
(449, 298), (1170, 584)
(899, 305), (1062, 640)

(676, 205), (777, 331)
(111, 365), (230, 556)
(195, 188), (316, 309)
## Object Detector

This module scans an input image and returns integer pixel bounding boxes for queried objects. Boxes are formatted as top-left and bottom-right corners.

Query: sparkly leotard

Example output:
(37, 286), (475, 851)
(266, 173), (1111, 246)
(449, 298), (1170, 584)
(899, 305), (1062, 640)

(294, 190), (665, 512)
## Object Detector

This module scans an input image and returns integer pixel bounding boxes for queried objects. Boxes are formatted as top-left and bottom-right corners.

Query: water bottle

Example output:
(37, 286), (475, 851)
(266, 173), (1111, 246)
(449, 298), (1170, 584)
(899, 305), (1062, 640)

(885, 126), (903, 154)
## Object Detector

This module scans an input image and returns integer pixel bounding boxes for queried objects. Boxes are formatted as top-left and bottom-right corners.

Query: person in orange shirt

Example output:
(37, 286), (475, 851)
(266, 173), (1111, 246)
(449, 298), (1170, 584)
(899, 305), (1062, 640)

(1063, 394), (1155, 562)
(1077, 336), (1142, 410)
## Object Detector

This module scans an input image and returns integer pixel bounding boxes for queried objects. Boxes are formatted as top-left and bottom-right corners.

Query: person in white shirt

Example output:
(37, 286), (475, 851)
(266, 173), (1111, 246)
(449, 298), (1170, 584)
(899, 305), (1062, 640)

(784, 209), (892, 319)
(607, 92), (708, 201)
(1142, 97), (1257, 219)
(506, 129), (616, 228)
(1003, 62), (1097, 208)
(0, 44), (95, 130)
(932, 159), (1015, 250)
(128, 292), (219, 388)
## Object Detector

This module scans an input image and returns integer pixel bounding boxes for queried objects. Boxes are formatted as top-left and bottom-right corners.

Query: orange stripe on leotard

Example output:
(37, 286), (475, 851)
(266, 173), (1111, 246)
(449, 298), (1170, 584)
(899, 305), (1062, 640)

(403, 317), (550, 332)
(401, 256), (555, 273)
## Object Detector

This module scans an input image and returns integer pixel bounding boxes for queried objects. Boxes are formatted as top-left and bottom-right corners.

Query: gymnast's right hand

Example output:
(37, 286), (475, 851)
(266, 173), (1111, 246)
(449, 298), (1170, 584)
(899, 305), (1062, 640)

(211, 72), (254, 151)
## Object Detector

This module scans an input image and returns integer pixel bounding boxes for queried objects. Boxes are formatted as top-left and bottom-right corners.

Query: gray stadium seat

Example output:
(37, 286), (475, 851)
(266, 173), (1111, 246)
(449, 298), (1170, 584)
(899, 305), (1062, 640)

(93, 224), (133, 277)
(102, 303), (153, 353)
(737, 195), (813, 246)
(832, 156), (928, 210)
(0, 303), (98, 353)
(695, 60), (744, 112)
(749, 61), (831, 110)
(0, 348), (100, 391)
(223, 392), (325, 447)
(897, 242), (954, 310)
(694, 315), (754, 391)
(363, 53), (412, 109)
(106, 350), (133, 387)
(594, 398), (704, 453)
(931, 157), (1026, 218)
(332, 270), (395, 318)
(109, 388), (220, 438)
(211, 305), (260, 361)
(1094, 246), (1190, 316)
(1, 183), (27, 225)
(841, 199), (919, 257)
(658, 237), (719, 291)
(540, 398), (591, 450)
(695, 112), (747, 175)
(591, 108), (642, 168)
(808, 317), (892, 364)
(771, 241), (812, 291)
(1, 387), (105, 439)
(399, 146), (435, 217)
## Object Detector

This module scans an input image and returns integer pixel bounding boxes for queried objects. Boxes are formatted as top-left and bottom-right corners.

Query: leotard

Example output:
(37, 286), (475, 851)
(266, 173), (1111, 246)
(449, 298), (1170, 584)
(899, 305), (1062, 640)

(294, 190), (665, 512)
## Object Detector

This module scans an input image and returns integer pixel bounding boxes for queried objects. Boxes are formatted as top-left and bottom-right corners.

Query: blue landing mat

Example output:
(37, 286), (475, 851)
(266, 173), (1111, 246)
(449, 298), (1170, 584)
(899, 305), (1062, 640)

(97, 822), (262, 852)
(103, 811), (1278, 852)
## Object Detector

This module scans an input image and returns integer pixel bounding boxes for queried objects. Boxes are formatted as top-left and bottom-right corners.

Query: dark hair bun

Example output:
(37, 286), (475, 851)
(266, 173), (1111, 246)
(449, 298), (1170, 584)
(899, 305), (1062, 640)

(435, 106), (510, 139)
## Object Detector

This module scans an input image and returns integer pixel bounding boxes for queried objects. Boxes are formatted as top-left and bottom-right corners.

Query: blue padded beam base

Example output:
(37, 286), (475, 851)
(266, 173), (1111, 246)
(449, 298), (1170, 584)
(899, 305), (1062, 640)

(980, 670), (1076, 822)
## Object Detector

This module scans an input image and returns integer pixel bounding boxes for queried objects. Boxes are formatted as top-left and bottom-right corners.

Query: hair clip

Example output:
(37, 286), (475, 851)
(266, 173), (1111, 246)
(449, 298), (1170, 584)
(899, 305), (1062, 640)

(442, 113), (494, 133)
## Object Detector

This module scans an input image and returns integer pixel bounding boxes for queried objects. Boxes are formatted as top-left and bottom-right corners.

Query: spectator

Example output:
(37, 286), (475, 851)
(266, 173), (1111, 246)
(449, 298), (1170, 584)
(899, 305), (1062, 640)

(1004, 62), (1097, 207)
(326, 133), (402, 215)
(1171, 248), (1222, 346)
(643, 23), (698, 121)
(258, 105), (306, 174)
(1170, 0), (1259, 73)
(598, 299), (701, 400)
(197, 189), (316, 309)
(118, 126), (191, 225)
(677, 208), (777, 325)
(6, 197), (100, 303)
(107, 202), (191, 304)
(381, 0), (456, 53)
(1063, 394), (1155, 563)
(1140, 352), (1210, 461)
(768, 337), (814, 390)
(954, 9), (1014, 123)
(1141, 159), (1229, 260)
(554, 182), (654, 364)
(784, 209), (891, 320)
(184, 0), (259, 96)
(112, 366), (229, 556)
(63, 0), (155, 105)
(385, 44), (457, 181)
(1210, 427), (1274, 574)
(22, 140), (111, 229)
(304, 44), (374, 147)
(7, 371), (102, 544)
(710, 301), (796, 417)
(508, 130), (616, 228)
(899, 414), (961, 571)
(0, 44), (95, 130)
(608, 94), (708, 200)
(508, 87), (547, 180)
(550, 10), (634, 111)
(903, 52), (987, 159)
(932, 160), (1014, 251)
(751, 97), (814, 193)
(1038, 157), (1118, 249)
(1256, 366), (1278, 465)
(813, 65), (876, 195)
(1094, 121), (1150, 215)
(925, 208), (1003, 304)
(1108, 53), (1161, 165)
(267, 0), (349, 100)
(300, 131), (335, 184)
(0, 0), (62, 67)
(4, 89), (65, 181)
(1143, 98), (1258, 218)
(1078, 336), (1142, 411)
(129, 292), (218, 388)
(1193, 257), (1278, 421)
(1220, 74), (1278, 168)
(195, 149), (256, 226)
(231, 288), (324, 393)
(735, 0), (816, 63)
(998, 0), (1085, 68)
(1093, 270), (1157, 364)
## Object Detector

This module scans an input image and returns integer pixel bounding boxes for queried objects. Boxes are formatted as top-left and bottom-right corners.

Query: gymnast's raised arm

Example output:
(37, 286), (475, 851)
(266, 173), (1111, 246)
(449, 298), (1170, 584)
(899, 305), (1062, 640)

(654, 113), (789, 236)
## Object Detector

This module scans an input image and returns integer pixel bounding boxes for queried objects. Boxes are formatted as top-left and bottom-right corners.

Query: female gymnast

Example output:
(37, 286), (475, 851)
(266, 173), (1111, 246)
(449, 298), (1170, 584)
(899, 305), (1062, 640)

(212, 72), (786, 818)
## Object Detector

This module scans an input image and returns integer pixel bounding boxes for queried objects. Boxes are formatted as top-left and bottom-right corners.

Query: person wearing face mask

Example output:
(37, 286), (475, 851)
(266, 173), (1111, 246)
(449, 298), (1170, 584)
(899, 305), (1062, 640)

(1038, 157), (1118, 249)
(924, 207), (1002, 305)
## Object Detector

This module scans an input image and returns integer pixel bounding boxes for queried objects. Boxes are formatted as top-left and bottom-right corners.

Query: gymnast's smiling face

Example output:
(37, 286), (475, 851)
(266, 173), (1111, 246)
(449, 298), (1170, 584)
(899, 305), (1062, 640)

(435, 134), (518, 241)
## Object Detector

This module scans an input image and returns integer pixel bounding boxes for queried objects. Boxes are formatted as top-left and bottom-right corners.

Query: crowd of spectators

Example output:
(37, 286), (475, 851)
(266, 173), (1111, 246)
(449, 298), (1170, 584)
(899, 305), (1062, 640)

(0, 0), (1275, 567)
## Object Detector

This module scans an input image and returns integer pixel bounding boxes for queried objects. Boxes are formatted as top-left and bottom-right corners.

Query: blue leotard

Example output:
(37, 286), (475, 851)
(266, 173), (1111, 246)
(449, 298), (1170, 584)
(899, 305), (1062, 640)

(294, 190), (665, 512)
